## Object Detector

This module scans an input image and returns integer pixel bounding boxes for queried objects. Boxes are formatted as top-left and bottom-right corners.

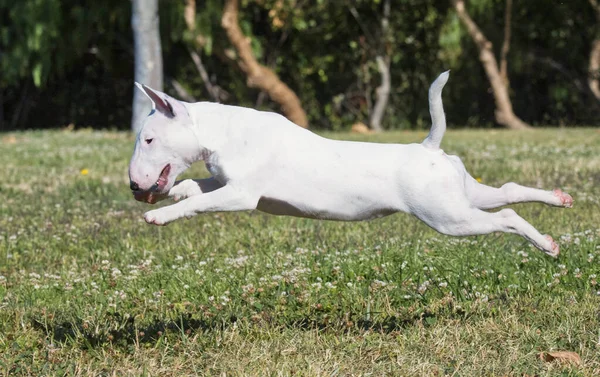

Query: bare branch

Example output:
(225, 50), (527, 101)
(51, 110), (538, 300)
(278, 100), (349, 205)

(348, 6), (377, 47)
(169, 78), (197, 102)
(189, 49), (220, 102)
(452, 0), (530, 129)
(221, 0), (308, 128)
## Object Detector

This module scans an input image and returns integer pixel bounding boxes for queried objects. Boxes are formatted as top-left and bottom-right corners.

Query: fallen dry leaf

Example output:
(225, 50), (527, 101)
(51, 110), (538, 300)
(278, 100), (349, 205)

(351, 122), (374, 134)
(539, 350), (581, 365)
(2, 135), (17, 144)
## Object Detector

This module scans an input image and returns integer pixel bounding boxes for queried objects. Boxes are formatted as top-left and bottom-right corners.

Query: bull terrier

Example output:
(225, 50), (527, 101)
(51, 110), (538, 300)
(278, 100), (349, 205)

(129, 72), (572, 257)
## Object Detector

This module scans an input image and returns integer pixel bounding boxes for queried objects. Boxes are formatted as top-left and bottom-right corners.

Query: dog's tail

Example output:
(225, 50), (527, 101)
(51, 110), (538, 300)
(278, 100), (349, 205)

(422, 71), (450, 150)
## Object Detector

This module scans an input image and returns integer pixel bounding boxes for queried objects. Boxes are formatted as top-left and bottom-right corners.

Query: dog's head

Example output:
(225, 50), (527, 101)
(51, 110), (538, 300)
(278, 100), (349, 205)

(129, 84), (199, 201)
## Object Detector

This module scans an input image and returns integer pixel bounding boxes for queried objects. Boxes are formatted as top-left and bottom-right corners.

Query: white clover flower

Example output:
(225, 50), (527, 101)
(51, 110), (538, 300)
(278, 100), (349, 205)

(225, 255), (249, 268)
(418, 281), (430, 294)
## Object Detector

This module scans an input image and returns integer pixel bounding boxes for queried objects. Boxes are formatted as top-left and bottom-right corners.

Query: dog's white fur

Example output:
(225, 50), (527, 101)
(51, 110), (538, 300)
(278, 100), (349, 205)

(129, 72), (573, 257)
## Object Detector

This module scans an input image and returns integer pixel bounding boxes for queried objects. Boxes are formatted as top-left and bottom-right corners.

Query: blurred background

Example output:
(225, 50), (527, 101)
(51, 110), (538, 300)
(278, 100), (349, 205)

(1, 0), (599, 132)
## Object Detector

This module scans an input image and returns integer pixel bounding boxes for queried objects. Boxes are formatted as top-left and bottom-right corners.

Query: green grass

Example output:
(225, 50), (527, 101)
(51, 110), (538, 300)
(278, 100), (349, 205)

(0, 128), (599, 376)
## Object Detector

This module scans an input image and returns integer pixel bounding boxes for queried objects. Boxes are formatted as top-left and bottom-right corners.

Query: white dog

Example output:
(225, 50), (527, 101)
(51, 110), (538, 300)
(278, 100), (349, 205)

(129, 72), (572, 257)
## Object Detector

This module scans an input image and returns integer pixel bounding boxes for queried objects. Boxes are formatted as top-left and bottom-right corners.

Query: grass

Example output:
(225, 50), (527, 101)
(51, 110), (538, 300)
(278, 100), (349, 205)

(0, 128), (599, 376)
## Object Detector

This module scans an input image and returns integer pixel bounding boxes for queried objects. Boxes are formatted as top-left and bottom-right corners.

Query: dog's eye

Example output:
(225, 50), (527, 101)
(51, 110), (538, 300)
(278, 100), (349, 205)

(145, 138), (154, 145)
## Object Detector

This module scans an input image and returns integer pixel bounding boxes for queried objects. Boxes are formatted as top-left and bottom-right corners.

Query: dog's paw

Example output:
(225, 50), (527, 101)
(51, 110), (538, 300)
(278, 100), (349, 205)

(168, 179), (203, 202)
(543, 235), (560, 258)
(553, 189), (573, 208)
(144, 209), (169, 226)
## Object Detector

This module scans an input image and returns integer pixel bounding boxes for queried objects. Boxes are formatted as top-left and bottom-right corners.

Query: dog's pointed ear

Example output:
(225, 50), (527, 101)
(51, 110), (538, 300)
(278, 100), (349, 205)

(135, 82), (186, 118)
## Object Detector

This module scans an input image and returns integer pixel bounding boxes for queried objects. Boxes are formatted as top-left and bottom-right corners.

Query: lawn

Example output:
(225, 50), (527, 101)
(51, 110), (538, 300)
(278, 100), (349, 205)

(0, 128), (599, 376)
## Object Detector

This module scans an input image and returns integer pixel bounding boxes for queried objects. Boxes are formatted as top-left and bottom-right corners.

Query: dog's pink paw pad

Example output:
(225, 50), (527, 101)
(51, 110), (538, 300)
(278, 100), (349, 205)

(544, 235), (559, 257)
(553, 189), (573, 208)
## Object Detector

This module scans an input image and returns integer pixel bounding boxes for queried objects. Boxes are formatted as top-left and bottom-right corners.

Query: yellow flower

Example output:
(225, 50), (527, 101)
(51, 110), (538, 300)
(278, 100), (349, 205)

(476, 177), (482, 183)
(80, 168), (89, 176)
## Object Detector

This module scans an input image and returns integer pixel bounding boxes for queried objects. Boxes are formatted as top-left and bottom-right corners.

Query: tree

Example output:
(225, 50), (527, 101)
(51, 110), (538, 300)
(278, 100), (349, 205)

(182, 0), (222, 102)
(588, 0), (600, 101)
(451, 0), (530, 129)
(221, 0), (308, 128)
(131, 0), (163, 133)
(370, 0), (391, 132)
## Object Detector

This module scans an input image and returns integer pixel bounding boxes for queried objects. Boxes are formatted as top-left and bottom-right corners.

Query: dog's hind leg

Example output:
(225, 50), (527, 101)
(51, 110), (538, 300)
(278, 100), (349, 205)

(444, 154), (573, 210)
(420, 206), (559, 257)
(464, 176), (573, 210)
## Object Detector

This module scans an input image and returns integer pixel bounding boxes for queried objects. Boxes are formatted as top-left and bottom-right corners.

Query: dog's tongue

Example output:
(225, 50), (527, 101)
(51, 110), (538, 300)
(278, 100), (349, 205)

(156, 164), (171, 190)
(156, 164), (171, 191)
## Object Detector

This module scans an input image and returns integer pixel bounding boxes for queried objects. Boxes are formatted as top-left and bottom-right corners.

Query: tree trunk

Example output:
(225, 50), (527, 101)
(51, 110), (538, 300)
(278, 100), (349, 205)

(221, 0), (308, 128)
(499, 0), (512, 84)
(588, 0), (600, 101)
(370, 56), (390, 132)
(370, 0), (391, 132)
(452, 0), (530, 129)
(131, 0), (163, 133)
(588, 40), (600, 100)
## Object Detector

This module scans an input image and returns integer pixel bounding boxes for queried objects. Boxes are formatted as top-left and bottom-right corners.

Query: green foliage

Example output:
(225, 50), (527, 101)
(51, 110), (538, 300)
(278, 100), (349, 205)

(1, 0), (599, 129)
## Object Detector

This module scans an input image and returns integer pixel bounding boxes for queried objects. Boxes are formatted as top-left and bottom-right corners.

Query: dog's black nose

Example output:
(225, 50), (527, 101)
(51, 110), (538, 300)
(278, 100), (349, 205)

(130, 181), (140, 191)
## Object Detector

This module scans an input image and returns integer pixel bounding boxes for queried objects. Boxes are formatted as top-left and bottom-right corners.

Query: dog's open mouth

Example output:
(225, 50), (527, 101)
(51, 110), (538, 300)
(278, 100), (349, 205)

(152, 164), (171, 192)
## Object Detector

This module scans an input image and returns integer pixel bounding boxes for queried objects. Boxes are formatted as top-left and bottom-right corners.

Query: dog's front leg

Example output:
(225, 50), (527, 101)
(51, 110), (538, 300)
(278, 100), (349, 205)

(144, 185), (257, 225)
(167, 177), (224, 202)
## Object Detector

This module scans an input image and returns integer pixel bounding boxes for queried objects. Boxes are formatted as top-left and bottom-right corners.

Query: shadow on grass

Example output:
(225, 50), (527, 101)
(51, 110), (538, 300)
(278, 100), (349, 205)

(31, 312), (227, 348)
(31, 307), (469, 349)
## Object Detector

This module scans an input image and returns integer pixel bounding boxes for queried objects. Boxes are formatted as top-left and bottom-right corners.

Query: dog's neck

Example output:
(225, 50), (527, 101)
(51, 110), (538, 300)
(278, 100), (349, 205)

(184, 101), (233, 163)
